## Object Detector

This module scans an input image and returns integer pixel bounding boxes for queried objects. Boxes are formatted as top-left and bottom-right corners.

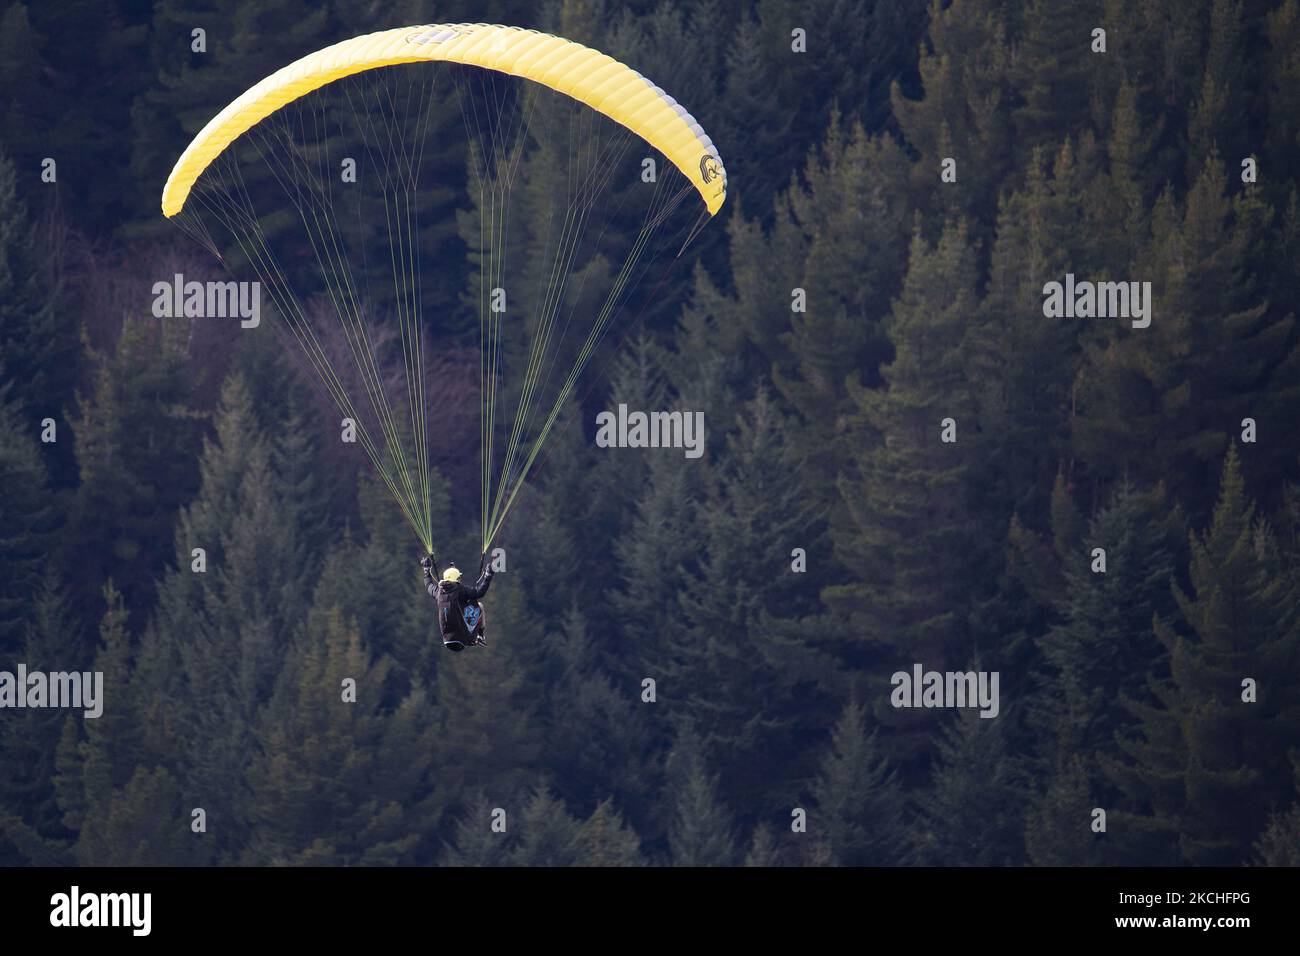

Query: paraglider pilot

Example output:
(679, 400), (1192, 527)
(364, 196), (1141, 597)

(422, 554), (494, 652)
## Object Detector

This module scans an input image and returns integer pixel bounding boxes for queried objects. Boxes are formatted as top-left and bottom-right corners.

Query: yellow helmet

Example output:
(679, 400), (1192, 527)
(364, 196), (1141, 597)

(441, 567), (462, 583)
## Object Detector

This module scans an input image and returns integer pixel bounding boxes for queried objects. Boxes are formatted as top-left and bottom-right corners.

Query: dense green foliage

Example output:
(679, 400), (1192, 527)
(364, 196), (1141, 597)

(0, 0), (1297, 865)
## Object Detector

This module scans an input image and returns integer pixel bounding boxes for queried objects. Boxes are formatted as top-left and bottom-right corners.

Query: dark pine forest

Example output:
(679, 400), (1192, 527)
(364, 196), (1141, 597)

(1, 0), (1299, 866)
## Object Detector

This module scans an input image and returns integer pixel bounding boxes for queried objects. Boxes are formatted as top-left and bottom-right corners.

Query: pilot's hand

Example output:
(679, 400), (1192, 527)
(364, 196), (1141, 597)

(420, 555), (433, 571)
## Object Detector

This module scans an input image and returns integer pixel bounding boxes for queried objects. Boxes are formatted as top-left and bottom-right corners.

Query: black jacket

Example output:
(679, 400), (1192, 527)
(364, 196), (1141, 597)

(427, 569), (493, 646)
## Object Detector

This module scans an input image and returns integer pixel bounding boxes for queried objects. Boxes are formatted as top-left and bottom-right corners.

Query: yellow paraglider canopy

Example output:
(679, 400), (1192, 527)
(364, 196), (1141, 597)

(162, 22), (727, 219)
(161, 22), (727, 558)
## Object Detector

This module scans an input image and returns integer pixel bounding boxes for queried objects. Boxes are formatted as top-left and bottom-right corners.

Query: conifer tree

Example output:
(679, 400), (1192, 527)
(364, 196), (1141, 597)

(0, 389), (58, 654)
(1036, 481), (1185, 766)
(605, 340), (704, 678)
(431, 583), (542, 802)
(823, 221), (985, 698)
(1103, 447), (1300, 864)
(241, 608), (439, 865)
(542, 606), (659, 835)
(967, 143), (1093, 524)
(129, 0), (332, 231)
(74, 766), (200, 866)
(743, 823), (783, 866)
(506, 403), (590, 624)
(1075, 156), (1300, 520)
(578, 335), (672, 606)
(1186, 0), (1251, 186)
(506, 784), (581, 867)
(674, 390), (835, 813)
(1262, 1), (1300, 195)
(809, 700), (909, 865)
(572, 798), (643, 866)
(45, 584), (202, 866)
(767, 120), (912, 500)
(0, 9), (54, 174)
(1011, 0), (1105, 156)
(0, 149), (74, 432)
(1097, 0), (1207, 193)
(1253, 753), (1300, 865)
(439, 791), (511, 866)
(1096, 79), (1154, 270)
(144, 374), (308, 859)
(1024, 754), (1107, 865)
(891, 0), (1018, 234)
(0, 4), (147, 228)
(324, 464), (451, 677)
(0, 569), (81, 863)
(665, 724), (737, 866)
(913, 707), (1025, 865)
(72, 317), (203, 624)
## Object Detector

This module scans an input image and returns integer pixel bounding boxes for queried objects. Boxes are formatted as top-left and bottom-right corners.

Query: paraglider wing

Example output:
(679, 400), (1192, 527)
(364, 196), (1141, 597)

(162, 24), (726, 219)
(161, 23), (727, 554)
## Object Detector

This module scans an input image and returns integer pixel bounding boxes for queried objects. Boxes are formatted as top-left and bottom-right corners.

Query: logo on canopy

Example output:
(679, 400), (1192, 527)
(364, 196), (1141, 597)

(407, 25), (470, 45)
(699, 153), (721, 185)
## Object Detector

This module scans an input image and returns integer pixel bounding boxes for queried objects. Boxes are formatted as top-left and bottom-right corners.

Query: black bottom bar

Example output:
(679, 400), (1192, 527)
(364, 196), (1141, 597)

(0, 866), (1288, 942)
